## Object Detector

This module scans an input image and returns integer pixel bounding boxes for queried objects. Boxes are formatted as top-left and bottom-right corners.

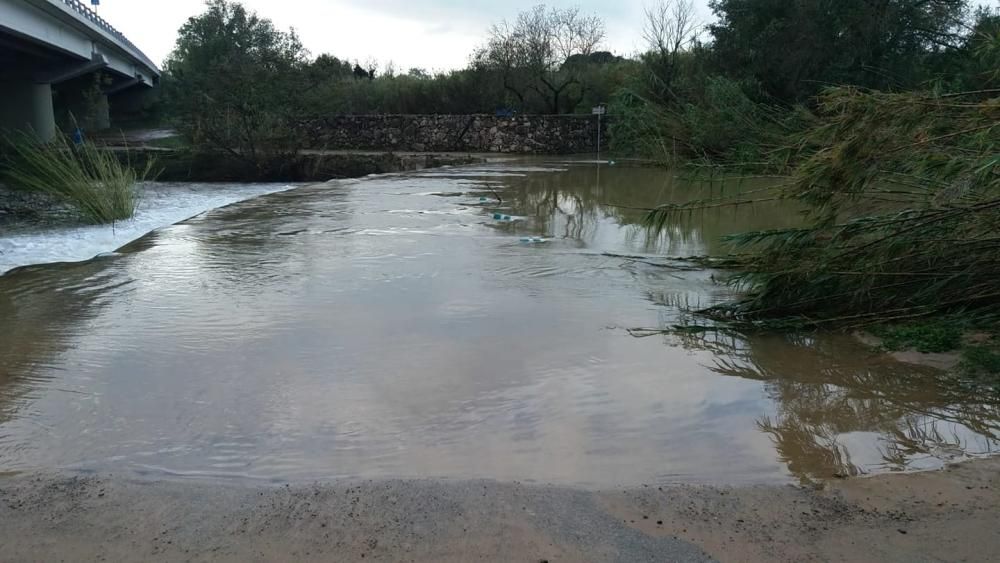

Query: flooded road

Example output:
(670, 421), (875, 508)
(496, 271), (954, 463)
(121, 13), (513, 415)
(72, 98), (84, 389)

(0, 160), (997, 487)
(0, 181), (299, 274)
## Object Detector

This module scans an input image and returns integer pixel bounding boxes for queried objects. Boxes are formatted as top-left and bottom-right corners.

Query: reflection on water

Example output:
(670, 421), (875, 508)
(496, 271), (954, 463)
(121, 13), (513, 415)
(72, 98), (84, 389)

(0, 159), (997, 486)
(0, 260), (127, 424)
(681, 331), (1000, 484)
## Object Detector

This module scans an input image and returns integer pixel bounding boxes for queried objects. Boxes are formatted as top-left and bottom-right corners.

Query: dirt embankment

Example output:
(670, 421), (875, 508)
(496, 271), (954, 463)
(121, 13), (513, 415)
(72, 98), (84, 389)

(1, 458), (997, 562)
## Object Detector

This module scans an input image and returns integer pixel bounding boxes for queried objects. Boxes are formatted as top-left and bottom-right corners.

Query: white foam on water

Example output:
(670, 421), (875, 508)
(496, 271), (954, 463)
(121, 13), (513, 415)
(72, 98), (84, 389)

(0, 182), (299, 274)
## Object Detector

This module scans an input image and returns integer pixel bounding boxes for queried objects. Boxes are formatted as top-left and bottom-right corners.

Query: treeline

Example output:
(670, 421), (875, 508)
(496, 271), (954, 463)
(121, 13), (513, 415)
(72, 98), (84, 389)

(613, 0), (1000, 165)
(158, 0), (999, 166)
(294, 54), (630, 116)
(158, 0), (639, 170)
(161, 0), (633, 123)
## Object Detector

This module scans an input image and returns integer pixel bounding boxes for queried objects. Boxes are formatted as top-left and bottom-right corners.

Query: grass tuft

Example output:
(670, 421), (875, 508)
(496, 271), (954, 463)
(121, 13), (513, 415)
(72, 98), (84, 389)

(2, 131), (154, 224)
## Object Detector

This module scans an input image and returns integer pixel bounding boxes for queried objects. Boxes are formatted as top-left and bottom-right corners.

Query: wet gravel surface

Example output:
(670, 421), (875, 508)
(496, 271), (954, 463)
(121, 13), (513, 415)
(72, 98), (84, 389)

(0, 185), (74, 227)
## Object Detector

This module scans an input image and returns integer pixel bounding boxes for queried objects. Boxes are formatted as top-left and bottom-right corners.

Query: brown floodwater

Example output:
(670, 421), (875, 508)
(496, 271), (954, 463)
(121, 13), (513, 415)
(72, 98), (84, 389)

(0, 159), (997, 487)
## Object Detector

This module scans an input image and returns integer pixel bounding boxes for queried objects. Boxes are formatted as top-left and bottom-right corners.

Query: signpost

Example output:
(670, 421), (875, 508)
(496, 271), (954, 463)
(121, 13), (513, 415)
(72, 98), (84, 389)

(592, 105), (606, 162)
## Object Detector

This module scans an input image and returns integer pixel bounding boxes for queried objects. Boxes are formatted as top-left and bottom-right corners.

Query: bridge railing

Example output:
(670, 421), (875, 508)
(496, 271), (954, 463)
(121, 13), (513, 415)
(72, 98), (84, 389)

(59, 0), (158, 71)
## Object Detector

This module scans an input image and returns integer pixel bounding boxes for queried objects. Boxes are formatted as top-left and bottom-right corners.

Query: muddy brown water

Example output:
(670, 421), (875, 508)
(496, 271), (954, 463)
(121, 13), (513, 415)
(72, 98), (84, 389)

(0, 159), (997, 487)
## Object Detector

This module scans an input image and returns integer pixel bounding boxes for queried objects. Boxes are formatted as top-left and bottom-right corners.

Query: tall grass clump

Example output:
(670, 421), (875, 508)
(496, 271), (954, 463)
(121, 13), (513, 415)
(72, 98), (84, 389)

(646, 87), (1000, 328)
(2, 132), (153, 224)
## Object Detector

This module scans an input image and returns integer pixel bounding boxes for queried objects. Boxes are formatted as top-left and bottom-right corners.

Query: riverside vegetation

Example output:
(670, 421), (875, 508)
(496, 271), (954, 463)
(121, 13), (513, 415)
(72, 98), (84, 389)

(617, 1), (1000, 371)
(1, 131), (154, 225)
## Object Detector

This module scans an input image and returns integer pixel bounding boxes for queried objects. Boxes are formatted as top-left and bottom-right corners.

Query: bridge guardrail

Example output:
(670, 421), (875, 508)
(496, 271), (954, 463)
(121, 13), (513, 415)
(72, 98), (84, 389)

(59, 0), (159, 72)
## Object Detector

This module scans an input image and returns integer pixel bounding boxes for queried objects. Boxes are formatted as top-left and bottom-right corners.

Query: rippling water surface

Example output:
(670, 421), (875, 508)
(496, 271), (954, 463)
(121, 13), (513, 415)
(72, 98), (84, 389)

(0, 182), (299, 273)
(1, 159), (997, 486)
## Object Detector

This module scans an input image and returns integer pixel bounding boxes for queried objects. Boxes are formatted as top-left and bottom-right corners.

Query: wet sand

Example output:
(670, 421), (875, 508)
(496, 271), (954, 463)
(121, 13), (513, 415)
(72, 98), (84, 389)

(1, 458), (997, 562)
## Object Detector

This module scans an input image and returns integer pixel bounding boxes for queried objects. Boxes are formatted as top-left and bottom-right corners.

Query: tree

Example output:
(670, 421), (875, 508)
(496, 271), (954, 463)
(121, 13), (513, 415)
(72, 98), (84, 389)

(963, 7), (1000, 89)
(308, 54), (354, 82)
(644, 0), (699, 63)
(352, 63), (370, 81)
(364, 58), (380, 81)
(708, 0), (971, 102)
(474, 5), (605, 113)
(407, 68), (430, 79)
(641, 0), (701, 102)
(165, 0), (309, 170)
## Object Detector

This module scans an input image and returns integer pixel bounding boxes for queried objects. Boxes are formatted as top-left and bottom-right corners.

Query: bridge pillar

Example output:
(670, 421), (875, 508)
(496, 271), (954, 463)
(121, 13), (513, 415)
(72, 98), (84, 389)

(55, 84), (112, 132)
(0, 80), (56, 142)
(93, 93), (110, 130)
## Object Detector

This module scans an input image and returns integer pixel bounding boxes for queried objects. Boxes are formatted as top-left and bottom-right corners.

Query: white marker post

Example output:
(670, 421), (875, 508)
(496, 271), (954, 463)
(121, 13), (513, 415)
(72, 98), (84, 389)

(592, 105), (606, 162)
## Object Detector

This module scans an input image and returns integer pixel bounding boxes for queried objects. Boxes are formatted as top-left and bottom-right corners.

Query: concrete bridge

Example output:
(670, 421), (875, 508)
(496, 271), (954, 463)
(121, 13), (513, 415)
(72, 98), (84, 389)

(0, 0), (160, 140)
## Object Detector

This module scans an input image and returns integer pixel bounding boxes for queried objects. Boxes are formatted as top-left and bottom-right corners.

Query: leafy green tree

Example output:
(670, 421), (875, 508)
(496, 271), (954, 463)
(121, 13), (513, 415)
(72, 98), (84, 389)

(308, 54), (354, 83)
(165, 0), (309, 170)
(569, 55), (636, 114)
(708, 0), (971, 102)
(301, 65), (503, 115)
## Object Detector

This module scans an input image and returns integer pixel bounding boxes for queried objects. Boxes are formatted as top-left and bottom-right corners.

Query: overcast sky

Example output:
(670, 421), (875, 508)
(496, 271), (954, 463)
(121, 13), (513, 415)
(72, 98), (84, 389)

(98, 0), (998, 72)
(96, 0), (716, 71)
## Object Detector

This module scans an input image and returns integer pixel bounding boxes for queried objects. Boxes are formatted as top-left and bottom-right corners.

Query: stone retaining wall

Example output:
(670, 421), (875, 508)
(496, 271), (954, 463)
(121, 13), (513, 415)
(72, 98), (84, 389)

(299, 114), (607, 154)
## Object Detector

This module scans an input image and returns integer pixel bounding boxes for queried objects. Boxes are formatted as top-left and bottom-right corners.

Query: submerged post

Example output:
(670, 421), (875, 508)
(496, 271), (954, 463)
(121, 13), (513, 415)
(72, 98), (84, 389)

(592, 105), (606, 162)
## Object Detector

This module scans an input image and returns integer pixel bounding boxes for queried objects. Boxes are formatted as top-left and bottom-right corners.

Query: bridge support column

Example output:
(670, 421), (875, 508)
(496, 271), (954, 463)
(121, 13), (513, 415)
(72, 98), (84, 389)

(0, 80), (56, 142)
(56, 85), (113, 132)
(93, 93), (110, 130)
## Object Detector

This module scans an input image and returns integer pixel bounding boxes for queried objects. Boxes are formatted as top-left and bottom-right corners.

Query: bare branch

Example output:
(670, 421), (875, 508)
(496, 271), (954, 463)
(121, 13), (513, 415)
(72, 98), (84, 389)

(643, 0), (700, 58)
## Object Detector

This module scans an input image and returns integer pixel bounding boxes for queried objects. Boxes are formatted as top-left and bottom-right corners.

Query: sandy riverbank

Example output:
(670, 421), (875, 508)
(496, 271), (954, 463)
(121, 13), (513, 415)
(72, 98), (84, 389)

(1, 458), (997, 562)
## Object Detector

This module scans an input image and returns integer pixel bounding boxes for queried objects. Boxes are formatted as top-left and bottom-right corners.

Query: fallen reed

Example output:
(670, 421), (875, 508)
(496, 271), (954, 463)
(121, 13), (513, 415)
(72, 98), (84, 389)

(646, 87), (1000, 328)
